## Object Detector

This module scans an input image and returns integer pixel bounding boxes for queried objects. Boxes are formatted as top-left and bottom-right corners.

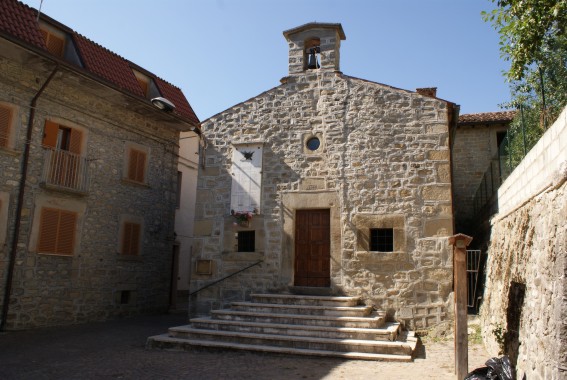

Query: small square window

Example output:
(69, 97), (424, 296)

(370, 228), (393, 252)
(237, 230), (255, 252)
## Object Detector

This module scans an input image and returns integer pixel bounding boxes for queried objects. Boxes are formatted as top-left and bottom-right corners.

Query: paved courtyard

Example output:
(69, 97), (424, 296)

(0, 313), (492, 380)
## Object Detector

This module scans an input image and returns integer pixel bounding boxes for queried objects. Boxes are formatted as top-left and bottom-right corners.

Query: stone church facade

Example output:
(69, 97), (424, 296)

(191, 23), (457, 329)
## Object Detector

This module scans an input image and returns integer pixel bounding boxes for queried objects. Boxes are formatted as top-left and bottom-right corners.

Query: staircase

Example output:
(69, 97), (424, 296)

(147, 293), (418, 361)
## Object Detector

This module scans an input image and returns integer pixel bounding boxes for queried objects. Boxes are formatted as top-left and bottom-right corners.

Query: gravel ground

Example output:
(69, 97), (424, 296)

(0, 313), (493, 380)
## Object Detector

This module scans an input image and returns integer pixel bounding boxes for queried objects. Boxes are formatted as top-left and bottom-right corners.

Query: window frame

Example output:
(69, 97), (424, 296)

(39, 23), (67, 58)
(369, 228), (394, 252)
(121, 222), (141, 256)
(237, 230), (256, 253)
(42, 120), (84, 154)
(118, 215), (144, 257)
(123, 143), (150, 186)
(0, 103), (16, 150)
(37, 207), (78, 256)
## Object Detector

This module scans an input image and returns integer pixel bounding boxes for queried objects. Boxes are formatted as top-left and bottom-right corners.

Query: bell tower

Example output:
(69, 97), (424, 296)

(283, 23), (346, 75)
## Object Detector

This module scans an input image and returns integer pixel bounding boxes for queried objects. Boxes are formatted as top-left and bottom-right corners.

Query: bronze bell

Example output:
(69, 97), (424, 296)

(307, 47), (320, 69)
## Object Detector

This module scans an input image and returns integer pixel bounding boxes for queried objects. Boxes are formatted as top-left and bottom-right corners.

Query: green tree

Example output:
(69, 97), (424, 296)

(483, 1), (566, 171)
(482, 0), (566, 81)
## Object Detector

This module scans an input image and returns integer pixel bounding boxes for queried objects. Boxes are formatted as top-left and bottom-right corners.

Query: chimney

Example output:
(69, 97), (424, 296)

(416, 87), (437, 98)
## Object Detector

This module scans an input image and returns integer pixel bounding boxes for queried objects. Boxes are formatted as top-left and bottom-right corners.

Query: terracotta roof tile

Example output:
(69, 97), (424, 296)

(458, 111), (516, 125)
(0, 0), (45, 49)
(0, 0), (199, 125)
(73, 33), (144, 97)
(154, 77), (200, 125)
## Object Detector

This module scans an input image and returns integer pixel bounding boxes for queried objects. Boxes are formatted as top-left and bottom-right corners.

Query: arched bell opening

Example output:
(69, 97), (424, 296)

(304, 37), (321, 70)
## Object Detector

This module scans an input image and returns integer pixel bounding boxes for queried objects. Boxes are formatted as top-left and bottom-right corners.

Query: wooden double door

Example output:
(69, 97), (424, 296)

(294, 209), (330, 287)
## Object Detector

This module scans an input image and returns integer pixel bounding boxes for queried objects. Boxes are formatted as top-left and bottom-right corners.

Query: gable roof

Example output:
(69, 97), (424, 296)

(283, 22), (346, 40)
(458, 111), (516, 126)
(0, 0), (199, 126)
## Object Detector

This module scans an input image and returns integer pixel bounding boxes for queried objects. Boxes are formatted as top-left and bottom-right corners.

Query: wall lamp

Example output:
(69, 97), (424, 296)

(151, 97), (176, 112)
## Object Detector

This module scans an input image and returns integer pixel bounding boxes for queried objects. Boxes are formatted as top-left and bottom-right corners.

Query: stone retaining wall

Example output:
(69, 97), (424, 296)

(480, 107), (567, 379)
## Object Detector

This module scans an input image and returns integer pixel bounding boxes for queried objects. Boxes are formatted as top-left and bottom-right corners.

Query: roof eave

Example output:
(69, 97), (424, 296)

(0, 32), (199, 132)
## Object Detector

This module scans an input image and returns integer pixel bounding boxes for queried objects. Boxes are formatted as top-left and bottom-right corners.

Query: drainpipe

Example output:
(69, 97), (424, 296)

(0, 66), (59, 331)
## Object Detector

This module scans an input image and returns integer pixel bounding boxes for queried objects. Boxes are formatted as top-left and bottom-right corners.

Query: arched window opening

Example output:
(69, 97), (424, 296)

(304, 38), (321, 70)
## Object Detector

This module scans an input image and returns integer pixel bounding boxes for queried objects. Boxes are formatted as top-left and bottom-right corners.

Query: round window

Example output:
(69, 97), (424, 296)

(306, 137), (320, 151)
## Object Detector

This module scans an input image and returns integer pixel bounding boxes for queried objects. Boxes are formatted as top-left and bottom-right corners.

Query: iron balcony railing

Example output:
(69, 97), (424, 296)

(42, 148), (89, 193)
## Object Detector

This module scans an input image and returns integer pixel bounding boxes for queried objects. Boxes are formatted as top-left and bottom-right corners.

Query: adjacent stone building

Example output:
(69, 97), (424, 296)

(190, 23), (458, 329)
(452, 111), (515, 238)
(0, 0), (199, 329)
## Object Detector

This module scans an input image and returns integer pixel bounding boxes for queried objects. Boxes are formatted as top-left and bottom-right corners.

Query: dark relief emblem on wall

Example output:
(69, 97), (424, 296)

(242, 151), (254, 160)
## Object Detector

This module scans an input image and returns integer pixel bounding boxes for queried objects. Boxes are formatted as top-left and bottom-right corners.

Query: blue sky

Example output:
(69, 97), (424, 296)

(21, 0), (511, 121)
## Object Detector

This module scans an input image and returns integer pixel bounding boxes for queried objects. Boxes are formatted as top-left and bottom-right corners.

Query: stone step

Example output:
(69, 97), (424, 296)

(150, 329), (417, 358)
(231, 301), (373, 317)
(211, 309), (384, 328)
(147, 291), (417, 361)
(147, 335), (414, 362)
(250, 293), (360, 307)
(189, 317), (400, 341)
(288, 286), (332, 296)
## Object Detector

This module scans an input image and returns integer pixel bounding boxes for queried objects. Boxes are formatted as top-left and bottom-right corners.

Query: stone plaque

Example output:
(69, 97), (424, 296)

(299, 178), (325, 191)
(195, 259), (213, 275)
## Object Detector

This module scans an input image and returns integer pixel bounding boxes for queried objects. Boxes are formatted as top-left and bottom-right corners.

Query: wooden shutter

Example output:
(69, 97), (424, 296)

(38, 208), (59, 253)
(69, 128), (82, 154)
(43, 31), (65, 57)
(136, 78), (149, 97)
(0, 105), (12, 148)
(40, 28), (48, 43)
(56, 210), (77, 255)
(38, 207), (77, 255)
(122, 222), (141, 255)
(42, 120), (59, 148)
(128, 149), (146, 183)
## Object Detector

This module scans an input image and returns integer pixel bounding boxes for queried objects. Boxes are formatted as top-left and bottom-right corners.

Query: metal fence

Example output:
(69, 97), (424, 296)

(42, 148), (89, 193)
(466, 249), (482, 309)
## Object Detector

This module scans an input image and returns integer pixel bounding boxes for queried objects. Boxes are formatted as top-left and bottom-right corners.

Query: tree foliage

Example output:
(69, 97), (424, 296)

(482, 0), (566, 81)
(483, 0), (566, 173)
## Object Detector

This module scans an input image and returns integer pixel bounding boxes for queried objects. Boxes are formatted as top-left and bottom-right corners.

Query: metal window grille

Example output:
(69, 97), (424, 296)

(237, 231), (255, 252)
(370, 228), (393, 252)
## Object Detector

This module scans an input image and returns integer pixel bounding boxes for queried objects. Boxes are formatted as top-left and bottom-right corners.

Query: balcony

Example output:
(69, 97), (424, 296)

(41, 148), (89, 194)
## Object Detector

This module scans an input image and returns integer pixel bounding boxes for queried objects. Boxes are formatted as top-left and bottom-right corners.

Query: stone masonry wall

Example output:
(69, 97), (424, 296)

(480, 110), (567, 379)
(480, 180), (566, 379)
(192, 69), (454, 328)
(0, 56), (179, 328)
(452, 123), (507, 235)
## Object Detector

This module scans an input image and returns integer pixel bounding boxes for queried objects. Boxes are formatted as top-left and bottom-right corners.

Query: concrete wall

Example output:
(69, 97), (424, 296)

(191, 62), (455, 328)
(497, 107), (567, 215)
(0, 53), (180, 328)
(480, 107), (567, 379)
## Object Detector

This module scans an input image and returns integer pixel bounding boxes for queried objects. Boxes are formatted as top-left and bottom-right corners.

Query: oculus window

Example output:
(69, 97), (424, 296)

(306, 137), (321, 151)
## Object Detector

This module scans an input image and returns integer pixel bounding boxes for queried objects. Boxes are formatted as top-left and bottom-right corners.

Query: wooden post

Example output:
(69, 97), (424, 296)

(449, 233), (473, 380)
